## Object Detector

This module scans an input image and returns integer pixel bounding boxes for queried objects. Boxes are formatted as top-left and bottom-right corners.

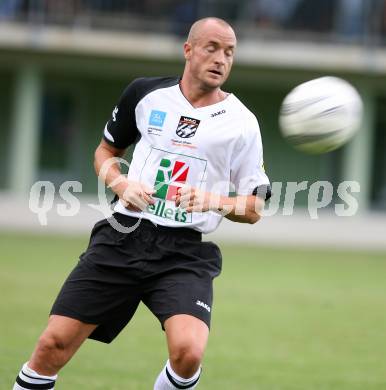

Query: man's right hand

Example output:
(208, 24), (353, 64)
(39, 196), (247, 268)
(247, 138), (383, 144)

(111, 175), (155, 212)
(94, 140), (155, 212)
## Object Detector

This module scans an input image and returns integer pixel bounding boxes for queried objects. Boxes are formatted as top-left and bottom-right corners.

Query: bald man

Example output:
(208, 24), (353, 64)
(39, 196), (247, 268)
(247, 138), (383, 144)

(13, 18), (270, 390)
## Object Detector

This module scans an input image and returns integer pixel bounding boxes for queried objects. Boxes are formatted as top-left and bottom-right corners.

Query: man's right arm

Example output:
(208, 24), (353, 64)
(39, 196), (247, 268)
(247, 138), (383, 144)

(94, 139), (154, 211)
(95, 79), (155, 211)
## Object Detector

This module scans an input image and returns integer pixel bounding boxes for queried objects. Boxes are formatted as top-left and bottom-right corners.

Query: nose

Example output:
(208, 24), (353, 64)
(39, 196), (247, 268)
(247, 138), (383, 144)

(214, 50), (226, 65)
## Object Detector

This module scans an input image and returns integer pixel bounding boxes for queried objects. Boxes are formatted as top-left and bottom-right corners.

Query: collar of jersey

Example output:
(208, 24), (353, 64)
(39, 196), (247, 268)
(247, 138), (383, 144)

(176, 83), (233, 111)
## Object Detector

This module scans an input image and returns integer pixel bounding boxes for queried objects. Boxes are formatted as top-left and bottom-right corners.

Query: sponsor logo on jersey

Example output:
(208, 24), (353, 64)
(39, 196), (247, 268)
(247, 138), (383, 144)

(176, 116), (200, 138)
(211, 109), (226, 118)
(146, 158), (190, 223)
(143, 148), (207, 224)
(154, 158), (189, 201)
(196, 300), (211, 312)
(149, 110), (167, 127)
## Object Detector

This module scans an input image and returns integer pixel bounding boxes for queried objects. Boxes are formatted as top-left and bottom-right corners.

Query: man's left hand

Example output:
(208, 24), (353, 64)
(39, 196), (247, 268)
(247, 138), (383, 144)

(173, 186), (220, 213)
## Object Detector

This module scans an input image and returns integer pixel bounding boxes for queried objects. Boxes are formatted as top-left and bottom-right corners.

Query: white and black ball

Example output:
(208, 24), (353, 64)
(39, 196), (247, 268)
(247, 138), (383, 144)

(279, 76), (363, 154)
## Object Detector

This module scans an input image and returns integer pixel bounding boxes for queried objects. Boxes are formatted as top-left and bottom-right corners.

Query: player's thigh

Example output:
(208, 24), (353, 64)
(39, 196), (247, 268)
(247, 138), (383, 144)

(37, 315), (97, 353)
(29, 315), (97, 373)
(164, 314), (209, 360)
(43, 315), (98, 349)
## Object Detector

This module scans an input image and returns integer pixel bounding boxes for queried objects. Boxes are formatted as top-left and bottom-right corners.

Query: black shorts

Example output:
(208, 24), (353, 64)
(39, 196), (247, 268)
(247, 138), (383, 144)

(50, 213), (222, 343)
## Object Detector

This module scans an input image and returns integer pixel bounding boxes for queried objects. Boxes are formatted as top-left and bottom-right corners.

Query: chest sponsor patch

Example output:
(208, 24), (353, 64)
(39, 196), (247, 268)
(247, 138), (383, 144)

(141, 148), (207, 223)
(176, 116), (200, 138)
(149, 110), (167, 127)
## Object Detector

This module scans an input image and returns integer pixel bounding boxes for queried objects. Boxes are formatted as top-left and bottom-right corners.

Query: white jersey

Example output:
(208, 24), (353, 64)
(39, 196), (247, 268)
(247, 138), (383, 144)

(103, 77), (270, 234)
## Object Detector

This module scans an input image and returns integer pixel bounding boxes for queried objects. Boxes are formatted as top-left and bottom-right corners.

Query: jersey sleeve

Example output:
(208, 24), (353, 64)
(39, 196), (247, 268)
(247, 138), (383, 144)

(230, 114), (271, 199)
(103, 79), (141, 149)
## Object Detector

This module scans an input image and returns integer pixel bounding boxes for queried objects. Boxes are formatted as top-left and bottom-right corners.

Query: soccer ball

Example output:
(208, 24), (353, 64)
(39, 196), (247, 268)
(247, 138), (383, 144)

(279, 76), (363, 154)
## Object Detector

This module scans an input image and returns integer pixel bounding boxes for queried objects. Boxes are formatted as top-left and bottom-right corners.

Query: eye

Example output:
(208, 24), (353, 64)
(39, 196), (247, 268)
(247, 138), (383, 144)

(206, 45), (215, 53)
(225, 49), (234, 57)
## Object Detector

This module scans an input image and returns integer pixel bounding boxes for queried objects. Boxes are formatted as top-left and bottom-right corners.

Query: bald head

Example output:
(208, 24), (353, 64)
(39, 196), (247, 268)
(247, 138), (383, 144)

(181, 17), (236, 93)
(187, 17), (236, 45)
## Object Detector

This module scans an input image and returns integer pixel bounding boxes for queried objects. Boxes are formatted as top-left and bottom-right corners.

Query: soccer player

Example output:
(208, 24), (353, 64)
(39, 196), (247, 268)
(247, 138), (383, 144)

(13, 17), (270, 390)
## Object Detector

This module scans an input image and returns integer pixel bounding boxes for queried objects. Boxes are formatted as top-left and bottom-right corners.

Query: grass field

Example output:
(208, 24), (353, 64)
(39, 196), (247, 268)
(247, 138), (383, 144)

(1, 233), (386, 390)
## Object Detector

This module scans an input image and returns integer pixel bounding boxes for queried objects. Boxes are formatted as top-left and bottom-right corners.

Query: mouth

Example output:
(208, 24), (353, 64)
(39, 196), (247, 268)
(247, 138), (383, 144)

(208, 69), (223, 76)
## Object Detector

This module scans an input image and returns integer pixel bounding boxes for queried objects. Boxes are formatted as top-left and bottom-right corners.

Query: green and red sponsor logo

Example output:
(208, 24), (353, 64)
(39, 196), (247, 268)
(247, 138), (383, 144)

(146, 158), (190, 222)
(154, 158), (189, 200)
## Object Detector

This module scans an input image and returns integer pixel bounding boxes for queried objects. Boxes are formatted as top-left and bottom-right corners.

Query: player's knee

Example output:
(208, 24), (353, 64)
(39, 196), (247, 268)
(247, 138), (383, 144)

(170, 344), (204, 372)
(36, 331), (67, 360)
(37, 333), (61, 353)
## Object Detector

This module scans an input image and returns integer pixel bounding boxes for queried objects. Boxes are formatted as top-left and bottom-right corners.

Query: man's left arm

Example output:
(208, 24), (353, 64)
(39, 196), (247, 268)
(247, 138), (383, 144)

(174, 187), (268, 224)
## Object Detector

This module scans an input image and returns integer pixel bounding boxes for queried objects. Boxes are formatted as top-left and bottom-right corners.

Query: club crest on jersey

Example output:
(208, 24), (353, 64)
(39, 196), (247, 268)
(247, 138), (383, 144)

(176, 116), (200, 138)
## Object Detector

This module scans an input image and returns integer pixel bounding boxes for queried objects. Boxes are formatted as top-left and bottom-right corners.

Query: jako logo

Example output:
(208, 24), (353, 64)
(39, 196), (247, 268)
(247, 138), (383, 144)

(196, 300), (211, 312)
(112, 106), (118, 122)
(211, 109), (226, 118)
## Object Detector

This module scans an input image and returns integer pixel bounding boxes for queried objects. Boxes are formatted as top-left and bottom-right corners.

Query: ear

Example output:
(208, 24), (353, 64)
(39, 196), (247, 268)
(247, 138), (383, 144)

(183, 42), (192, 60)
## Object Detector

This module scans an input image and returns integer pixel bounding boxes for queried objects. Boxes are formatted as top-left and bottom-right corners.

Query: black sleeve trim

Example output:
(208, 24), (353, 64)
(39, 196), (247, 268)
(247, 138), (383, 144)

(252, 184), (272, 201)
(103, 76), (180, 149)
(103, 80), (140, 149)
(102, 133), (129, 148)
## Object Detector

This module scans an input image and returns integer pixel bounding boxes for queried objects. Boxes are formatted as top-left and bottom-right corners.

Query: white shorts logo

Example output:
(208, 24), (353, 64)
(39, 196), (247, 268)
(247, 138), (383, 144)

(196, 300), (211, 312)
